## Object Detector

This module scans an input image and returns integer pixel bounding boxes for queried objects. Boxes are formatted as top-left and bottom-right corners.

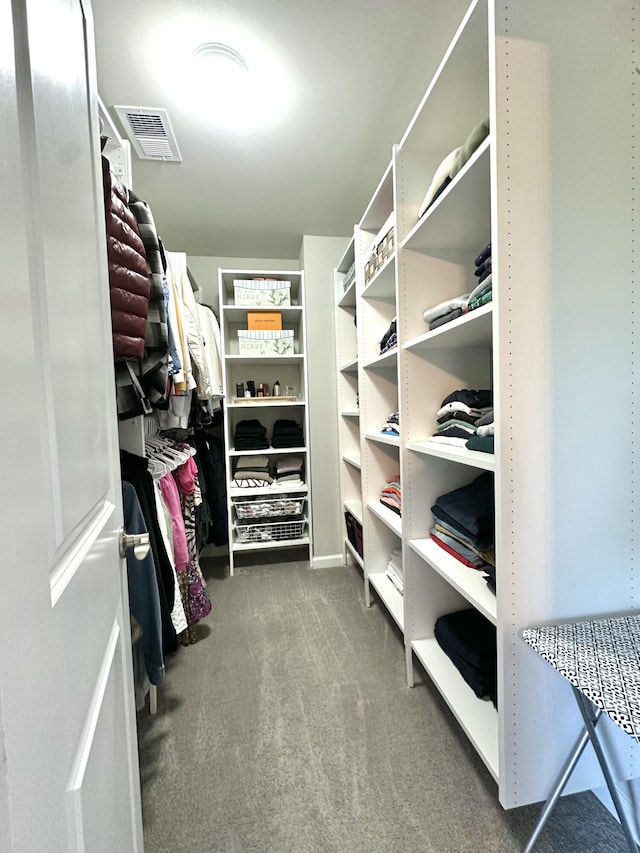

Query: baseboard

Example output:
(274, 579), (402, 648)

(311, 553), (345, 569)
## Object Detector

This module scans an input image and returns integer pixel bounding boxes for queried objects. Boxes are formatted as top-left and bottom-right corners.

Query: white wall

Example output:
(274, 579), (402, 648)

(186, 255), (300, 312)
(300, 235), (350, 568)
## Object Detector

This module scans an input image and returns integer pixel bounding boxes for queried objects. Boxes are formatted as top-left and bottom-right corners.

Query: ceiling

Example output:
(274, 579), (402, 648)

(92, 0), (470, 259)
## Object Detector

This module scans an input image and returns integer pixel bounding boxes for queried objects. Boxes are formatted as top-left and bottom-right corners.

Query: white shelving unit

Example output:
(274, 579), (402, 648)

(218, 270), (311, 575)
(333, 0), (638, 812)
(335, 239), (365, 569)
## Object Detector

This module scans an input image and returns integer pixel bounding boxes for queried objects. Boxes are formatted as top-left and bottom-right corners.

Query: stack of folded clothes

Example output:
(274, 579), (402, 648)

(434, 609), (497, 705)
(380, 477), (401, 516)
(430, 471), (496, 590)
(423, 293), (471, 330)
(273, 455), (305, 488)
(381, 411), (399, 437)
(430, 389), (493, 447)
(417, 117), (490, 220)
(379, 319), (397, 354)
(465, 408), (494, 455)
(421, 240), (494, 332)
(271, 419), (304, 448)
(467, 242), (492, 311)
(233, 419), (268, 450)
(386, 548), (404, 595)
(233, 456), (272, 489)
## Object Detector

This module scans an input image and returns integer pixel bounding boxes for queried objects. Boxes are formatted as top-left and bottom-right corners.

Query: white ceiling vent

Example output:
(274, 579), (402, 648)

(113, 106), (182, 162)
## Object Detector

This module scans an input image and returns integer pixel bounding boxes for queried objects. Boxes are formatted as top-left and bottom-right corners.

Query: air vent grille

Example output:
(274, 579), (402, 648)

(113, 106), (182, 162)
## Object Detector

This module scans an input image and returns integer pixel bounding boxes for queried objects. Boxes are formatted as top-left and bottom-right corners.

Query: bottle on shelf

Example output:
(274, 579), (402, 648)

(272, 380), (281, 397)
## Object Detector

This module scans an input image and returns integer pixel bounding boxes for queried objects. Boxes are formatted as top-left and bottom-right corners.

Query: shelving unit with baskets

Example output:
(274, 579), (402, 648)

(333, 0), (637, 814)
(218, 269), (312, 574)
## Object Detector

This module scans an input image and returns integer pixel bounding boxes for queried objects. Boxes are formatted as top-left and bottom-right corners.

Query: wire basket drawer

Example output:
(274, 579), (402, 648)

(234, 496), (306, 519)
(235, 517), (307, 543)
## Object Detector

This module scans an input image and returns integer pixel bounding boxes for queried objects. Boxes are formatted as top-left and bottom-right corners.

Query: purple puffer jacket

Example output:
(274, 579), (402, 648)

(101, 156), (149, 361)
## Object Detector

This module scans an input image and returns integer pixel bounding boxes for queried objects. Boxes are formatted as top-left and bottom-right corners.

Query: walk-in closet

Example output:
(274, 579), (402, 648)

(2, 1), (639, 851)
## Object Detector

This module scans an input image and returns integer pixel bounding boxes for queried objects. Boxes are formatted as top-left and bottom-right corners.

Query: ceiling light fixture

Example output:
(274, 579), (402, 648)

(192, 42), (248, 73)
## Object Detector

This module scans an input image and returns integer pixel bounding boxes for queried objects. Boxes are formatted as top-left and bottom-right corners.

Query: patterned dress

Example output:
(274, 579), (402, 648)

(173, 453), (212, 644)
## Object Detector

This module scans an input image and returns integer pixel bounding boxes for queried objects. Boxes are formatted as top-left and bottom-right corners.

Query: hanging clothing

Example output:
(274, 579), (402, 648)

(193, 431), (228, 547)
(101, 156), (149, 362)
(128, 189), (170, 406)
(121, 481), (164, 686)
(159, 472), (190, 572)
(196, 302), (224, 401)
(172, 453), (213, 644)
(152, 481), (188, 636)
(120, 450), (178, 656)
(167, 251), (212, 400)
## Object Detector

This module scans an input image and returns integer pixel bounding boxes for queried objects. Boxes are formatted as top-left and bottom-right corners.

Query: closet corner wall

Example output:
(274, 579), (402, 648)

(333, 0), (638, 812)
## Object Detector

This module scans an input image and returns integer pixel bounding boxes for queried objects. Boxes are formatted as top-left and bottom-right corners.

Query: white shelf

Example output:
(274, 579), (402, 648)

(221, 304), (304, 323)
(233, 536), (310, 552)
(363, 348), (398, 371)
(366, 431), (400, 448)
(225, 354), (304, 366)
(227, 400), (306, 409)
(341, 410), (360, 418)
(229, 446), (307, 456)
(368, 571), (404, 631)
(401, 139), (491, 255)
(339, 357), (359, 374)
(345, 538), (364, 569)
(362, 253), (396, 300)
(229, 485), (308, 498)
(343, 454), (362, 470)
(411, 638), (498, 782)
(344, 499), (363, 524)
(360, 160), (393, 232)
(338, 280), (357, 308)
(408, 440), (495, 472)
(409, 538), (496, 625)
(337, 237), (355, 274)
(405, 303), (492, 352)
(367, 500), (402, 537)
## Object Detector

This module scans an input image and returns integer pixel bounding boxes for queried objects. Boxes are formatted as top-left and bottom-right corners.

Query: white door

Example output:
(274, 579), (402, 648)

(0, 0), (144, 851)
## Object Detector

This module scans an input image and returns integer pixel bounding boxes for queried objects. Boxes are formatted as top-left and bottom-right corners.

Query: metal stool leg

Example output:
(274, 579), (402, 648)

(523, 726), (592, 853)
(573, 689), (639, 853)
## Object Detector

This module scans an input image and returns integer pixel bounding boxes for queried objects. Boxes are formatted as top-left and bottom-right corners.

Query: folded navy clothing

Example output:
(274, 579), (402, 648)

(433, 471), (494, 533)
(235, 419), (267, 434)
(272, 437), (304, 448)
(474, 243), (491, 268)
(474, 255), (492, 276)
(434, 609), (497, 705)
(440, 389), (493, 410)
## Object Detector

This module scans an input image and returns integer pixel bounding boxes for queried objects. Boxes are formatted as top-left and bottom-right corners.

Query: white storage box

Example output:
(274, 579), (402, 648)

(233, 278), (291, 306)
(238, 329), (294, 355)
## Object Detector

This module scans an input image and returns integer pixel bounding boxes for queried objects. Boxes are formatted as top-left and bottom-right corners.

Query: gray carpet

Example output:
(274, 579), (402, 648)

(137, 557), (631, 852)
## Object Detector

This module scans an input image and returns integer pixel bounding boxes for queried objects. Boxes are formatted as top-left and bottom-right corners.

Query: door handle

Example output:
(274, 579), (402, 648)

(119, 530), (150, 560)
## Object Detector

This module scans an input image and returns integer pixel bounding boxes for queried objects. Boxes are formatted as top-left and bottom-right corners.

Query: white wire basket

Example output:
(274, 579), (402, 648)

(235, 517), (307, 543)
(233, 496), (306, 519)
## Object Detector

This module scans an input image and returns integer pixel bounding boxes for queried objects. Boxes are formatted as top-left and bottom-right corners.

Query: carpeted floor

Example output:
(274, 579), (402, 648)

(137, 557), (631, 852)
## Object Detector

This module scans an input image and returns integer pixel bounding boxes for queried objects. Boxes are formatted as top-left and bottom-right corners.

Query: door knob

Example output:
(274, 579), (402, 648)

(119, 530), (150, 560)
